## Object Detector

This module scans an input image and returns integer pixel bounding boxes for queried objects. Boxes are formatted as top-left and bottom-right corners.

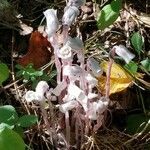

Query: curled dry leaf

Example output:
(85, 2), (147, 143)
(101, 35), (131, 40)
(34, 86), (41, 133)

(17, 31), (53, 68)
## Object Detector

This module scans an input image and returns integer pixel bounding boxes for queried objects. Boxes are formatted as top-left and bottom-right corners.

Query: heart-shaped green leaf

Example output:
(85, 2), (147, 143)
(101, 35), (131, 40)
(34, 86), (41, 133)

(0, 127), (25, 150)
(131, 32), (144, 55)
(97, 0), (122, 30)
(141, 58), (150, 72)
(124, 61), (138, 74)
(17, 115), (38, 127)
(0, 105), (18, 126)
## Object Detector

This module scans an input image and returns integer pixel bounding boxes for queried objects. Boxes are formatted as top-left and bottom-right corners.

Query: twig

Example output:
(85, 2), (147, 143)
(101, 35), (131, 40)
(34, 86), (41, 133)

(11, 30), (25, 104)
(3, 79), (22, 89)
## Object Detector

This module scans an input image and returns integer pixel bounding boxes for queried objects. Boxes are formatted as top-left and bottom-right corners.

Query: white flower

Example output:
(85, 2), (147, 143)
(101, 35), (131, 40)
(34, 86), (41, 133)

(68, 83), (83, 99)
(85, 73), (98, 88)
(88, 102), (99, 120)
(65, 36), (84, 50)
(35, 81), (49, 101)
(59, 100), (78, 113)
(57, 45), (72, 59)
(25, 91), (36, 102)
(25, 81), (49, 102)
(88, 100), (108, 120)
(36, 81), (49, 94)
(96, 100), (108, 114)
(68, 83), (88, 111)
(62, 6), (79, 26)
(87, 58), (103, 77)
(88, 93), (98, 99)
(63, 65), (83, 78)
(79, 96), (88, 111)
(62, 94), (76, 102)
(114, 45), (135, 64)
(67, 0), (85, 7)
(43, 9), (59, 37)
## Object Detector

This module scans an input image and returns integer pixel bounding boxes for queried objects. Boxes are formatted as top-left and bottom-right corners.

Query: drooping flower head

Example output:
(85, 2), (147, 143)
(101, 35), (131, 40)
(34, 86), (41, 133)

(87, 57), (103, 77)
(67, 0), (85, 8)
(113, 45), (135, 64)
(63, 65), (83, 79)
(59, 100), (78, 113)
(25, 81), (49, 102)
(62, 6), (79, 27)
(43, 9), (59, 38)
(88, 100), (108, 120)
(65, 36), (84, 51)
(57, 44), (72, 60)
(68, 83), (88, 111)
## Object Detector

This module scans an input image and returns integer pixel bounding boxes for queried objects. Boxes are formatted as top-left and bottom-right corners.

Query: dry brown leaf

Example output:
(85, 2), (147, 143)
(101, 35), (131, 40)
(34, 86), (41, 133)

(17, 31), (53, 68)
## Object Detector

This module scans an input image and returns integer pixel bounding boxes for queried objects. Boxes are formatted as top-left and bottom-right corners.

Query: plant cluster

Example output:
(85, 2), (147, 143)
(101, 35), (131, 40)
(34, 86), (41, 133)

(24, 0), (136, 149)
(1, 0), (149, 149)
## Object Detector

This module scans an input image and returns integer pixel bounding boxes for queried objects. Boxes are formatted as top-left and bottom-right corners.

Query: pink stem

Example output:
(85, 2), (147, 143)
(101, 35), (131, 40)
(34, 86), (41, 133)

(55, 54), (62, 83)
(75, 118), (79, 145)
(105, 48), (115, 99)
(75, 108), (84, 148)
(93, 115), (103, 132)
(105, 58), (113, 99)
(65, 111), (70, 147)
(50, 35), (62, 83)
(62, 25), (69, 44)
(85, 116), (90, 135)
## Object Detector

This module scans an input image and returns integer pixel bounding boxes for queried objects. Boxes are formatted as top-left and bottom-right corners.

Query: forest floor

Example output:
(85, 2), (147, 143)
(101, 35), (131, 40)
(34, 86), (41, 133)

(0, 0), (150, 150)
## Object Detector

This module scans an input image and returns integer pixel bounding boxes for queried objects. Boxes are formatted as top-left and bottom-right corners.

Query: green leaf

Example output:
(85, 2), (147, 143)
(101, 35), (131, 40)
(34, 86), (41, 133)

(30, 76), (36, 82)
(14, 126), (24, 138)
(17, 115), (38, 127)
(23, 72), (30, 80)
(27, 63), (34, 68)
(131, 32), (144, 55)
(0, 123), (14, 130)
(0, 63), (9, 85)
(141, 58), (150, 72)
(126, 114), (150, 134)
(97, 0), (122, 30)
(31, 80), (39, 89)
(33, 70), (43, 77)
(0, 105), (18, 126)
(124, 61), (138, 74)
(0, 127), (25, 150)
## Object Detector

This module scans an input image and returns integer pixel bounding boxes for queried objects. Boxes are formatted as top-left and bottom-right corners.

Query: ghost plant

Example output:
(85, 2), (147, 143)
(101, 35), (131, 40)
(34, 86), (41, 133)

(24, 0), (135, 148)
(105, 45), (135, 98)
(25, 81), (54, 146)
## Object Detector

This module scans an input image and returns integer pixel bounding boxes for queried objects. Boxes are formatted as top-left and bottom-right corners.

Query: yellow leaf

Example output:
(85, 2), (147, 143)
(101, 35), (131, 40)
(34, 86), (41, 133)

(98, 61), (133, 95)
